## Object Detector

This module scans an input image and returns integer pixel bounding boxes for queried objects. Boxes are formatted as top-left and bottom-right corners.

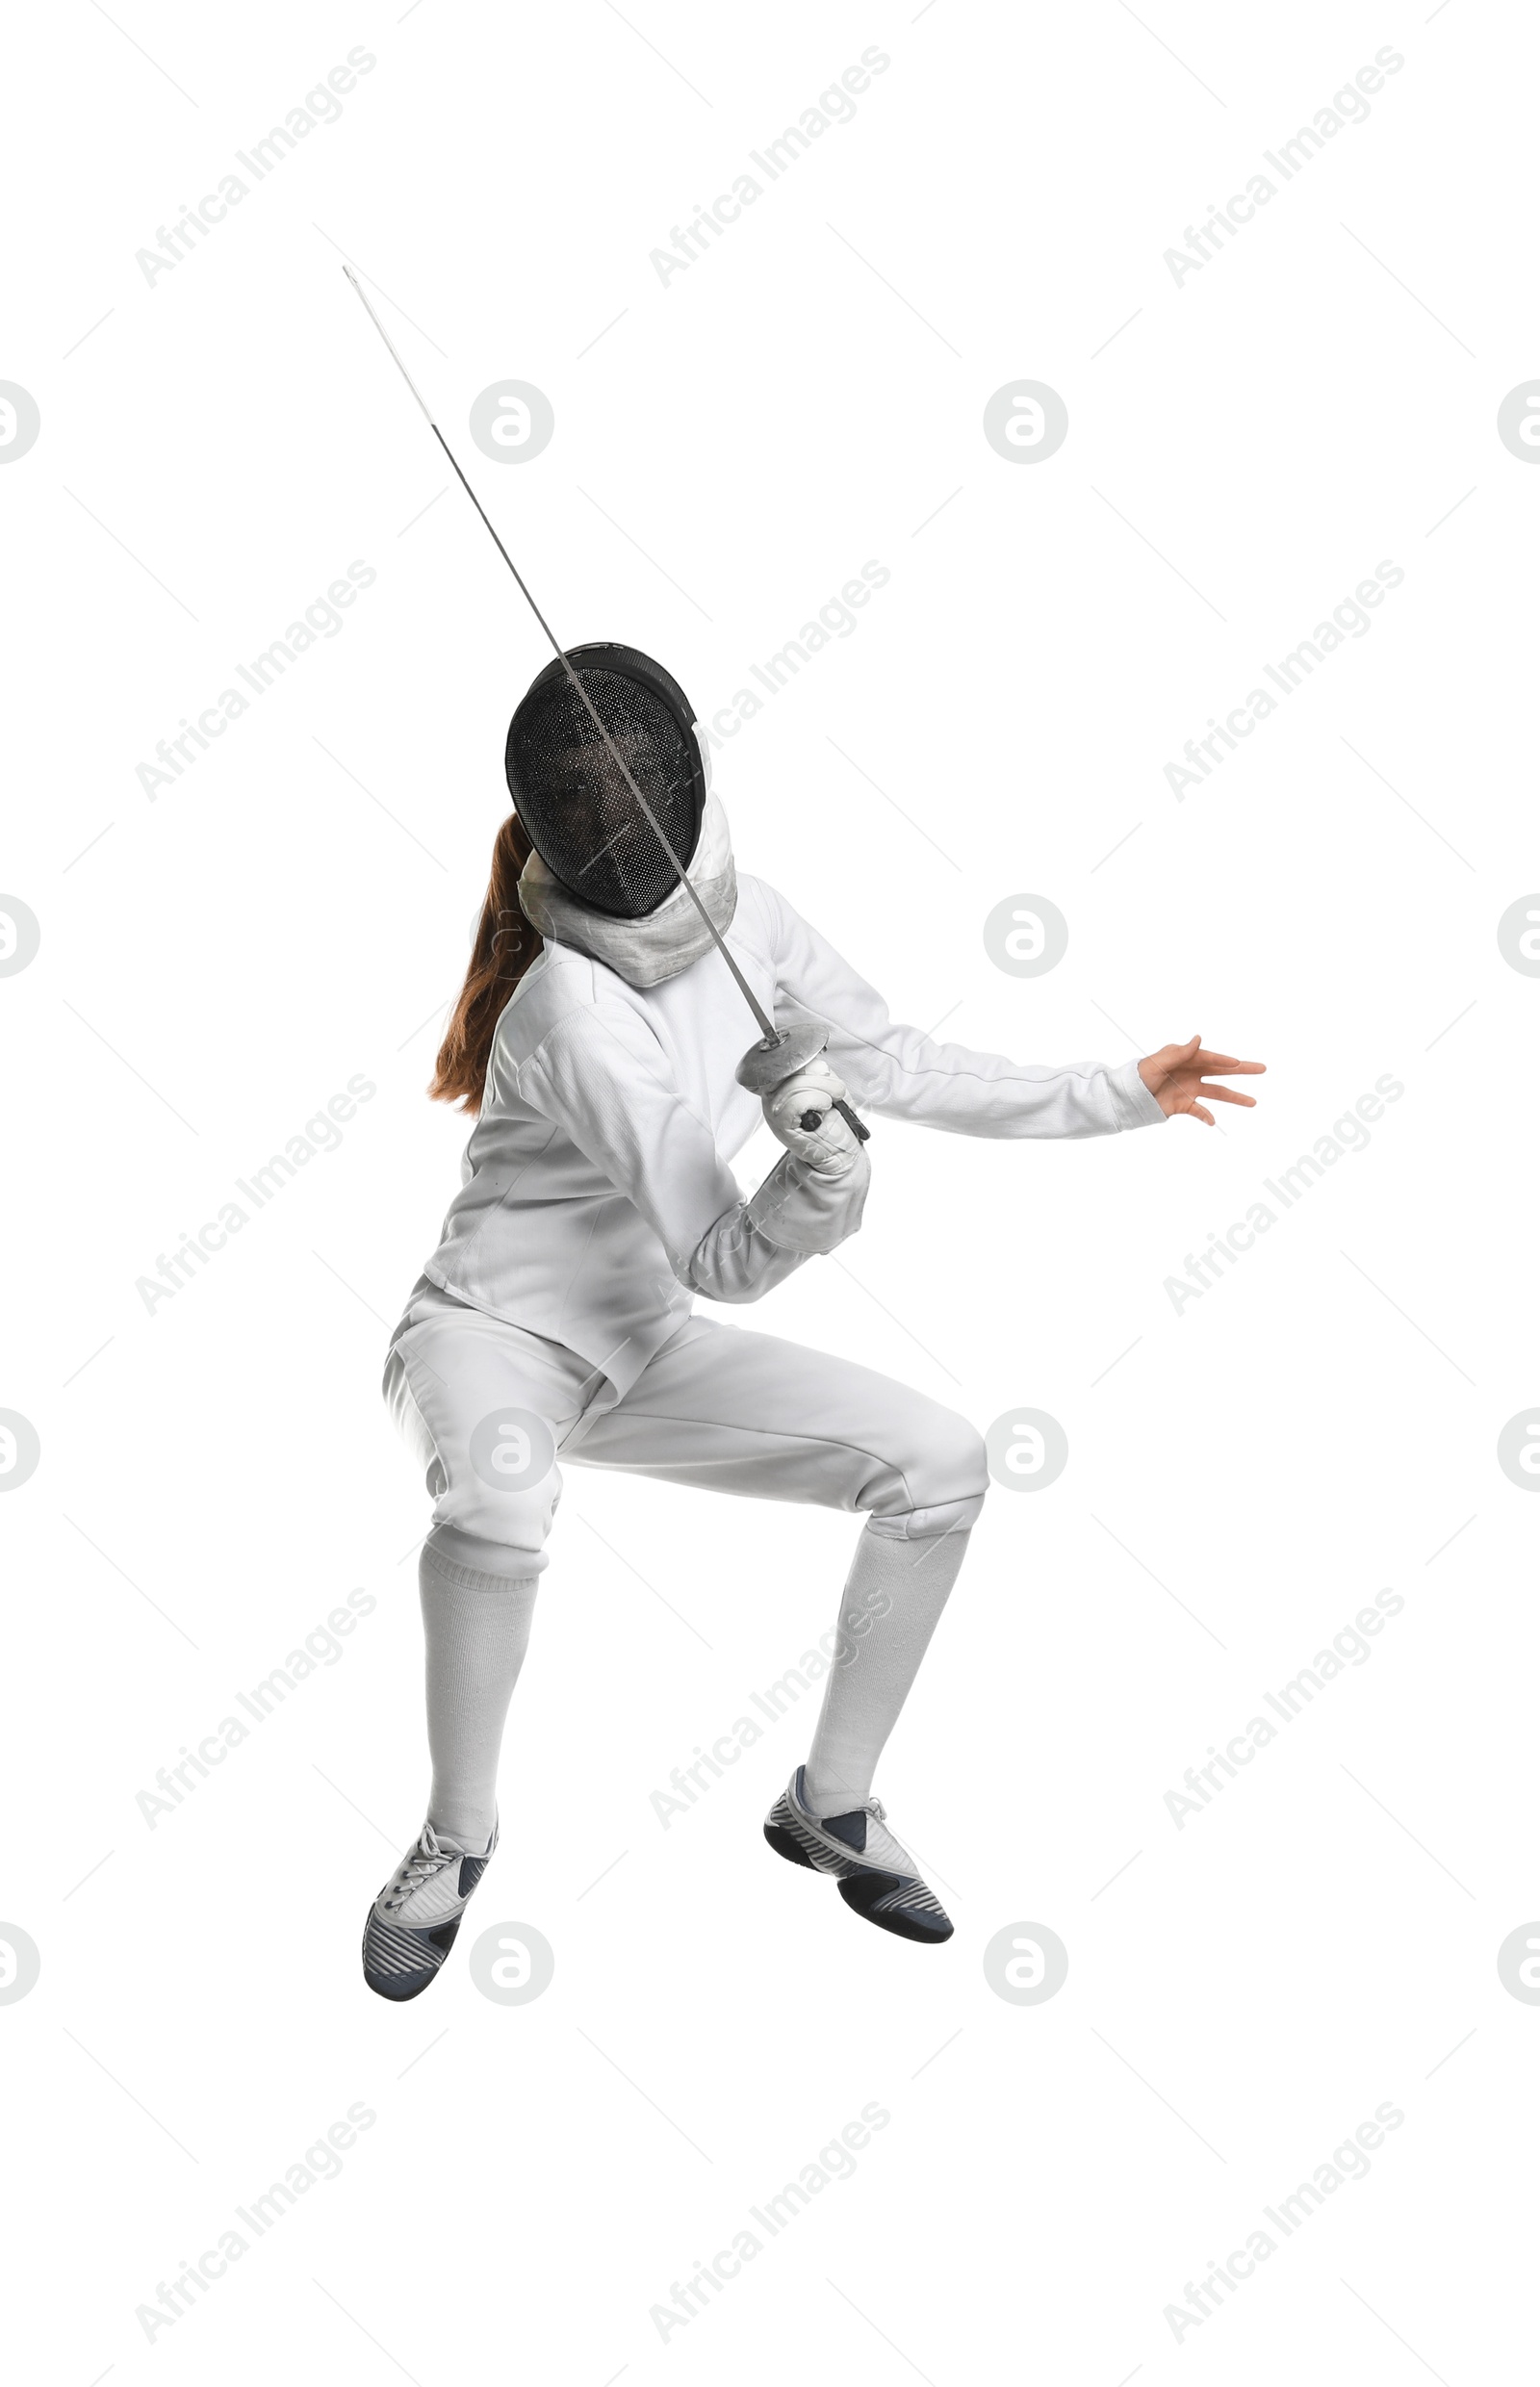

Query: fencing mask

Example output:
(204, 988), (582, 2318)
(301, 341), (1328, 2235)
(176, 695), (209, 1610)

(504, 643), (707, 920)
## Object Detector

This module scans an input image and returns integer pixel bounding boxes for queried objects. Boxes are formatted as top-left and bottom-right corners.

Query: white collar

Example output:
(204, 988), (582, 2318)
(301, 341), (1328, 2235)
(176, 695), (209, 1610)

(516, 793), (737, 988)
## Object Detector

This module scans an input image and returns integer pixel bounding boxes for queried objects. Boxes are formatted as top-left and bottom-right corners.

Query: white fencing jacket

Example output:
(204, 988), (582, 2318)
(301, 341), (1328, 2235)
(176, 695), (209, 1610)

(423, 868), (1167, 1399)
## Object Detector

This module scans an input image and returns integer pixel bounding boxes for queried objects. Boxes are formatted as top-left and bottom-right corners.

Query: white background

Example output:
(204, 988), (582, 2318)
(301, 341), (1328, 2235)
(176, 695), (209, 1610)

(3, 0), (1536, 2378)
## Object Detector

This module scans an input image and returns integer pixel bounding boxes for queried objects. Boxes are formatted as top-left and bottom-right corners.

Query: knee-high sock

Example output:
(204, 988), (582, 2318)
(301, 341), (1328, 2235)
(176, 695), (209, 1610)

(802, 1523), (970, 1817)
(420, 1542), (538, 1850)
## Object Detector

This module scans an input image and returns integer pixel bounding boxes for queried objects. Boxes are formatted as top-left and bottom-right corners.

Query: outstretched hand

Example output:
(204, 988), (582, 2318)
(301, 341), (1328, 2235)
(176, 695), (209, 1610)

(1138, 1035), (1265, 1126)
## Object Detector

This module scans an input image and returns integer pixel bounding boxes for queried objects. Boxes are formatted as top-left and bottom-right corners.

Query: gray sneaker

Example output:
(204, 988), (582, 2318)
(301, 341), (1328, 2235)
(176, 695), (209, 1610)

(763, 1766), (953, 1943)
(362, 1819), (498, 2001)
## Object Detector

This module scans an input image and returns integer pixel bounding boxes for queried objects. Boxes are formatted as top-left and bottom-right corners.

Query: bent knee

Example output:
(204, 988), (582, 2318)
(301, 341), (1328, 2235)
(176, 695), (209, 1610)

(914, 1406), (988, 1507)
(867, 1405), (988, 1538)
(428, 1452), (563, 1572)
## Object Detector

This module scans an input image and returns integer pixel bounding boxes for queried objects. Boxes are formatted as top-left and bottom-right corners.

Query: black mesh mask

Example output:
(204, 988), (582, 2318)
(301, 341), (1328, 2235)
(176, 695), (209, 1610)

(504, 643), (706, 920)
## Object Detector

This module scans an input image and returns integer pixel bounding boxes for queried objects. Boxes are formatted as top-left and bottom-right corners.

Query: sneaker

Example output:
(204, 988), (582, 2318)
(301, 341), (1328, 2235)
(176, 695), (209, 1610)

(763, 1766), (953, 1943)
(362, 1819), (498, 2001)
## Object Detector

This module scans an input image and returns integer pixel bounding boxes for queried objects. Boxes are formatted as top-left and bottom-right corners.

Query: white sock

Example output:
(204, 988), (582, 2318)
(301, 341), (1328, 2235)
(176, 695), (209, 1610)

(801, 1524), (970, 1817)
(420, 1543), (539, 1849)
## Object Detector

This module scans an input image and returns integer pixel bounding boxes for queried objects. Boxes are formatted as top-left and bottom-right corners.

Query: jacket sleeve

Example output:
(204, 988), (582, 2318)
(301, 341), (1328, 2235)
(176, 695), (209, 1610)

(518, 1002), (868, 1304)
(760, 884), (1168, 1140)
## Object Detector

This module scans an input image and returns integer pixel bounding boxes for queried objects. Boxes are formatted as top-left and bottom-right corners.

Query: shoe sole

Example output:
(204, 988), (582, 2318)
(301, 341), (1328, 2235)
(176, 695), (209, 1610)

(838, 1871), (953, 1944)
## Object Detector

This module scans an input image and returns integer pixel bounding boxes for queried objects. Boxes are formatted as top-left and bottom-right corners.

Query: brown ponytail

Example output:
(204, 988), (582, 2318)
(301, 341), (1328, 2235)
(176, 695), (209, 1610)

(429, 813), (543, 1113)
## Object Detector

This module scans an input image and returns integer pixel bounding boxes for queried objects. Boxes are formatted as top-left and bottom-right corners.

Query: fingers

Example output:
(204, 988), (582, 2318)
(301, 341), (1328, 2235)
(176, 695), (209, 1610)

(771, 1088), (833, 1124)
(1151, 1040), (1266, 1077)
(1197, 1082), (1257, 1107)
(1192, 1102), (1215, 1126)
(773, 1065), (847, 1114)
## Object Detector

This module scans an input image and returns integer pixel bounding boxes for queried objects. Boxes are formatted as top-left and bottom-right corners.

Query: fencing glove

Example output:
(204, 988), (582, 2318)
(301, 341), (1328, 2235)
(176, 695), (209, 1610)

(762, 1058), (861, 1176)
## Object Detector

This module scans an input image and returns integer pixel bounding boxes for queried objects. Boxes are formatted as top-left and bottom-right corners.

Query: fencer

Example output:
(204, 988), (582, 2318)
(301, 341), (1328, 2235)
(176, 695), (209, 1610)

(363, 643), (1264, 1997)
